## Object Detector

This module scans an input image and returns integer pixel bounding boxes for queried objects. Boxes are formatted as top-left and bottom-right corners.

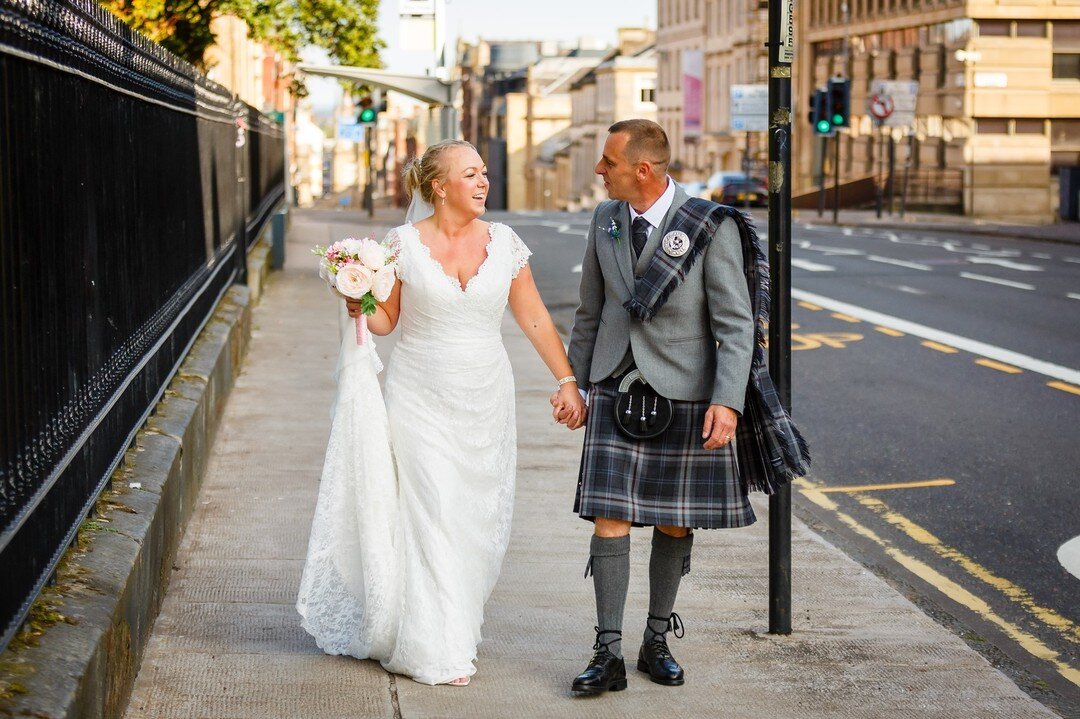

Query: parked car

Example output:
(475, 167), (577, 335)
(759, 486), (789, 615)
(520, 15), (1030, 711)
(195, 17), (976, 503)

(705, 171), (748, 192)
(679, 180), (707, 198)
(712, 179), (768, 207)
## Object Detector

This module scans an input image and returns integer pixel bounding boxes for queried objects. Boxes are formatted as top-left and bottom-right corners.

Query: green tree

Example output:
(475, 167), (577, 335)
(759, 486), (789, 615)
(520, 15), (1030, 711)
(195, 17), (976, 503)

(101, 0), (383, 73)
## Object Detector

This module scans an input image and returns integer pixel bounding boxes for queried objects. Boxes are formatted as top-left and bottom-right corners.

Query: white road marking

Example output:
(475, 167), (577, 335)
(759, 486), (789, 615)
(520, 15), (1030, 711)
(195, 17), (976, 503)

(792, 259), (836, 272)
(791, 289), (1080, 385)
(959, 272), (1036, 291)
(893, 285), (928, 295)
(1032, 253), (1052, 260)
(866, 255), (932, 271)
(1068, 293), (1080, 301)
(842, 228), (854, 236)
(571, 263), (582, 273)
(1065, 258), (1080, 265)
(810, 245), (866, 256)
(1058, 536), (1080, 581)
(967, 257), (1043, 272)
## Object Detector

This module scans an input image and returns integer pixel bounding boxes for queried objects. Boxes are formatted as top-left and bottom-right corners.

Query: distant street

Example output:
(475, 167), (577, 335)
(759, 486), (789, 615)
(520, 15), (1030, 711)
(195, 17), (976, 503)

(496, 208), (1080, 708)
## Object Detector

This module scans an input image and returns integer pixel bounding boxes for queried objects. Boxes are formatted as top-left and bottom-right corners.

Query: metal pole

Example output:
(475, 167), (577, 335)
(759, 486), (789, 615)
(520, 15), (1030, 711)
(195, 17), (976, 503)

(900, 133), (913, 218)
(832, 133), (840, 224)
(875, 124), (884, 219)
(744, 132), (752, 211)
(767, 0), (793, 637)
(887, 133), (896, 215)
(817, 134), (826, 218)
(364, 125), (374, 218)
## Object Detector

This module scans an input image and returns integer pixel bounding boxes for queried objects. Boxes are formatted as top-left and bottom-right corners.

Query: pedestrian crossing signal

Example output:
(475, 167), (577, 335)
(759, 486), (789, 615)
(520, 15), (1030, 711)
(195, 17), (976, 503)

(358, 94), (378, 125)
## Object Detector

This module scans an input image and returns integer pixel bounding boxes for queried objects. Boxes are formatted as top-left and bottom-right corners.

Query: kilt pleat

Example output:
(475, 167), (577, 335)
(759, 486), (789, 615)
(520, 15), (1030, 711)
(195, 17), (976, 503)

(574, 380), (756, 530)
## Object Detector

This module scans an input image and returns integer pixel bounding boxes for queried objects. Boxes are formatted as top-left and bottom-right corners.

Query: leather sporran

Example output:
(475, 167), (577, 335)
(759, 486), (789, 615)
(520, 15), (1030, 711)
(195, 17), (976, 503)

(613, 370), (674, 440)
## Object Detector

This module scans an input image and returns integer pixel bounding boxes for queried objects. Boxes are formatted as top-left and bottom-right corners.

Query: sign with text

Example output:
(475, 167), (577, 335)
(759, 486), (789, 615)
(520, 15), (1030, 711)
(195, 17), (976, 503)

(730, 84), (769, 132)
(778, 0), (795, 64)
(400, 0), (434, 16)
(869, 80), (918, 129)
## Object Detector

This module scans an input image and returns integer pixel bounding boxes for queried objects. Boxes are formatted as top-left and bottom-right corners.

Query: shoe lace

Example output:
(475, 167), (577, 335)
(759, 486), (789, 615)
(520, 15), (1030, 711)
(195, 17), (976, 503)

(591, 627), (621, 661)
(645, 611), (685, 653)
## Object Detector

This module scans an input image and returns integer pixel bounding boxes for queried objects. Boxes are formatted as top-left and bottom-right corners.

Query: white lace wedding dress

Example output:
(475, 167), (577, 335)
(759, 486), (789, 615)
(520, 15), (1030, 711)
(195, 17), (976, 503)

(296, 221), (531, 685)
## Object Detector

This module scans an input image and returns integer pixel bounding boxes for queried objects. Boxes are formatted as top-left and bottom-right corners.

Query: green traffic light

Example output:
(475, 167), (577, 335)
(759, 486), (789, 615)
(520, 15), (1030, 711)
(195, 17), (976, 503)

(359, 108), (376, 123)
(816, 120), (832, 133)
(833, 114), (843, 124)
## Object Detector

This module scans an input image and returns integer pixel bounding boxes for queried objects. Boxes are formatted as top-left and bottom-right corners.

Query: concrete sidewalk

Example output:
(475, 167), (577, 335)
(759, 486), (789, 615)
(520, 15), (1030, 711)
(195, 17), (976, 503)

(123, 208), (1059, 718)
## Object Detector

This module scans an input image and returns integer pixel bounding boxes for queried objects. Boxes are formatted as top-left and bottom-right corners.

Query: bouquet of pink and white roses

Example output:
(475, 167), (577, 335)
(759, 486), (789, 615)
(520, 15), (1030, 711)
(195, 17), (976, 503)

(313, 236), (399, 345)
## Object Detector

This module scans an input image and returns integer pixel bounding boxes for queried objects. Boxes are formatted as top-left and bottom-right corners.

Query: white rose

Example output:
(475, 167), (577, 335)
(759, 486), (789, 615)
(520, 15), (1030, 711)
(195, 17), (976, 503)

(371, 265), (397, 302)
(335, 263), (373, 298)
(341, 237), (363, 256)
(357, 238), (386, 270)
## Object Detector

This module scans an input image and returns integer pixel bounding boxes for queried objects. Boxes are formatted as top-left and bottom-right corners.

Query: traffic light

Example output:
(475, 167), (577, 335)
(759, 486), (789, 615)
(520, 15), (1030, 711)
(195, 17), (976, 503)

(827, 78), (851, 128)
(810, 89), (831, 135)
(358, 95), (376, 124)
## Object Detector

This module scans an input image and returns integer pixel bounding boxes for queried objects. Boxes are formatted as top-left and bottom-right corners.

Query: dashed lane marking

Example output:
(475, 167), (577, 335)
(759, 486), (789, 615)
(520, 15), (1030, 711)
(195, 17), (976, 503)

(571, 264), (582, 274)
(795, 478), (1080, 687)
(816, 478), (955, 493)
(1067, 293), (1080, 301)
(959, 272), (1036, 291)
(792, 259), (836, 272)
(830, 313), (861, 323)
(797, 301), (823, 311)
(875, 326), (905, 337)
(967, 257), (1043, 272)
(791, 289), (1080, 386)
(922, 340), (959, 354)
(866, 255), (932, 271)
(975, 358), (1022, 374)
(1032, 253), (1052, 260)
(1064, 257), (1080, 264)
(1048, 381), (1080, 397)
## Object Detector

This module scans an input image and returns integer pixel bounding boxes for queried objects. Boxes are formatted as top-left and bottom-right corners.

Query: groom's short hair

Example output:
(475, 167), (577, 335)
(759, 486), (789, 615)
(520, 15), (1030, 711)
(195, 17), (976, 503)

(609, 119), (670, 175)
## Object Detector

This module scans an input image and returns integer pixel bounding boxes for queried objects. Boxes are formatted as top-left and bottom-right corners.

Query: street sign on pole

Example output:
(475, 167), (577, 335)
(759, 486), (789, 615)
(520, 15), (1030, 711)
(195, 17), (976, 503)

(337, 122), (365, 143)
(730, 84), (769, 132)
(870, 80), (918, 129)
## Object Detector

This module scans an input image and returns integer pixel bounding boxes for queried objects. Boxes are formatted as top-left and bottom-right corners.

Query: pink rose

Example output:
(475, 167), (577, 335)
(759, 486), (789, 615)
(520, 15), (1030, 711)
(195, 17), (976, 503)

(357, 239), (387, 270)
(335, 263), (373, 298)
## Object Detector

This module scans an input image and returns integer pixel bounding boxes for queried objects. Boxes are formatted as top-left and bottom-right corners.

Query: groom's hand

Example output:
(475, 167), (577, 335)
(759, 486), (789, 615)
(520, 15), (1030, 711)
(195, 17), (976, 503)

(702, 405), (737, 450)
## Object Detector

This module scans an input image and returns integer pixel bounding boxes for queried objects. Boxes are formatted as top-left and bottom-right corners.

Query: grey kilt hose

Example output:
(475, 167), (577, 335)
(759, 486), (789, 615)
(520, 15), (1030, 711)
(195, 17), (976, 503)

(574, 377), (756, 530)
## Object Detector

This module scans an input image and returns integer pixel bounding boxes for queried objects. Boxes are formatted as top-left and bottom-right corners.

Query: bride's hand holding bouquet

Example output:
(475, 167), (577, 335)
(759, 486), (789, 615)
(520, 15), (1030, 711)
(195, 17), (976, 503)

(313, 237), (399, 345)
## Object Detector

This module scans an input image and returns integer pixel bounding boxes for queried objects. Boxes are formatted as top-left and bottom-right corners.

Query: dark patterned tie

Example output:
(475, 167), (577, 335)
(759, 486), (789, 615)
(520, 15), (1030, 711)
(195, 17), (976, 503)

(631, 216), (649, 259)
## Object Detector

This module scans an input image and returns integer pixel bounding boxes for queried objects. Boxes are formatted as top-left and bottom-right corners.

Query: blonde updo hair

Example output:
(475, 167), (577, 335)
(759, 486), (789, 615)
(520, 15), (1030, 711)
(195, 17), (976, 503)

(402, 139), (477, 206)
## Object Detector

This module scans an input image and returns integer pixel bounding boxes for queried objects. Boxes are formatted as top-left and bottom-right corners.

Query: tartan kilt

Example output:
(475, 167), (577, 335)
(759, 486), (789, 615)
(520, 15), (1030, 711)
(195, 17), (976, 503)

(574, 379), (756, 530)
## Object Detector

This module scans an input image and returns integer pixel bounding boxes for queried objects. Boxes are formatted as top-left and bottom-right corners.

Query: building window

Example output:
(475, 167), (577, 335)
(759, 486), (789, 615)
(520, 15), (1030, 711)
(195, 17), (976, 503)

(1015, 120), (1045, 135)
(975, 119), (1009, 134)
(1053, 54), (1080, 80)
(977, 20), (1011, 38)
(641, 86), (656, 104)
(1016, 21), (1046, 38)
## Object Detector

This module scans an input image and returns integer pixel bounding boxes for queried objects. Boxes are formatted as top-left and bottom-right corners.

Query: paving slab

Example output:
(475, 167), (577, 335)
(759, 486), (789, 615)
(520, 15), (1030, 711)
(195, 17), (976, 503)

(123, 208), (1059, 719)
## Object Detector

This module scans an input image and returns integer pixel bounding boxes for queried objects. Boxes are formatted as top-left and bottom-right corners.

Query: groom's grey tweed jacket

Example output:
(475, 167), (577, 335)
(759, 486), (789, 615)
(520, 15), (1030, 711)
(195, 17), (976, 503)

(568, 185), (754, 411)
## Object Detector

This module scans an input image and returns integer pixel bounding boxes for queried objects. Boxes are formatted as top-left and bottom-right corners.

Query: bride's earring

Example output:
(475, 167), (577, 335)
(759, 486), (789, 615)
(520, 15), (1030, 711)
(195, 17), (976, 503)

(441, 196), (446, 206)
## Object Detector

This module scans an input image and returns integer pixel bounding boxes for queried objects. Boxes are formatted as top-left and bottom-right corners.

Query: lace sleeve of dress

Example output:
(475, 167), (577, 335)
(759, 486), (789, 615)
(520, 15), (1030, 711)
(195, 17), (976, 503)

(384, 227), (405, 282)
(507, 226), (532, 280)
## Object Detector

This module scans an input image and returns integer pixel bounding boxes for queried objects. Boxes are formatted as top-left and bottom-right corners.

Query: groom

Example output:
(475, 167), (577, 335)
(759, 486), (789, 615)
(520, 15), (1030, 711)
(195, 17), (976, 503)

(558, 119), (755, 694)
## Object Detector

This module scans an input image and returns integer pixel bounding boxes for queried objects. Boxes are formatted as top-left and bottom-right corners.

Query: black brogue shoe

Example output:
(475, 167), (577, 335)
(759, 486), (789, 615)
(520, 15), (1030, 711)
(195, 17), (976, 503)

(571, 628), (628, 695)
(637, 613), (685, 686)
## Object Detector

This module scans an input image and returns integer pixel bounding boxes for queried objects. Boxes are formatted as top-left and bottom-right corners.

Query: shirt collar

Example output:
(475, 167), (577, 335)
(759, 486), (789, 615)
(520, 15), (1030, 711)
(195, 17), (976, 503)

(629, 176), (676, 229)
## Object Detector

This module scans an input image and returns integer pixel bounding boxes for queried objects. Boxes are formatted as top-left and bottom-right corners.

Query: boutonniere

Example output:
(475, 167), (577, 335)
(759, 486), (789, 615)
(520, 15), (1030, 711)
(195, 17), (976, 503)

(603, 218), (621, 243)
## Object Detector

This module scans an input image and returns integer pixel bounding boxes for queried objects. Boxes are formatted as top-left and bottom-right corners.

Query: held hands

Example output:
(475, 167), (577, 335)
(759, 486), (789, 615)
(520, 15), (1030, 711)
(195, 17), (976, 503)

(345, 297), (363, 318)
(550, 385), (587, 430)
(702, 404), (738, 450)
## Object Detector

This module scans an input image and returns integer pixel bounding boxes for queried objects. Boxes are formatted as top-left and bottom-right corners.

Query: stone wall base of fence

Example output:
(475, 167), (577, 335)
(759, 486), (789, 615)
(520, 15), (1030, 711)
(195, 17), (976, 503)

(0, 249), (272, 719)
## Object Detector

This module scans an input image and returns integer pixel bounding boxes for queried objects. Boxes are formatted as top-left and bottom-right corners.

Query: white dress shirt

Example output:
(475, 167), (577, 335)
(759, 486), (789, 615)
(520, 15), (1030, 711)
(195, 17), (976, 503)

(628, 176), (676, 240)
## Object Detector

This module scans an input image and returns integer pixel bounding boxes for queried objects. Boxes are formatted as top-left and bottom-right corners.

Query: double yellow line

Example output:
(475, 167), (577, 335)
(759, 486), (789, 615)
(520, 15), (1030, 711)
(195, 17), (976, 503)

(795, 477), (1080, 687)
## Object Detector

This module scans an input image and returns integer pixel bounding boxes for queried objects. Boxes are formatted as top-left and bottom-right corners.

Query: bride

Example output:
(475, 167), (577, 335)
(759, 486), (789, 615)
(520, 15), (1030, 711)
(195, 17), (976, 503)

(296, 139), (587, 686)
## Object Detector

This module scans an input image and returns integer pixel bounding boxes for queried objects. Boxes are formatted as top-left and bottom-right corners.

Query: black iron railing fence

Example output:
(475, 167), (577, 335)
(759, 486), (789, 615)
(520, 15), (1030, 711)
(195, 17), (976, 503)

(0, 0), (285, 649)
